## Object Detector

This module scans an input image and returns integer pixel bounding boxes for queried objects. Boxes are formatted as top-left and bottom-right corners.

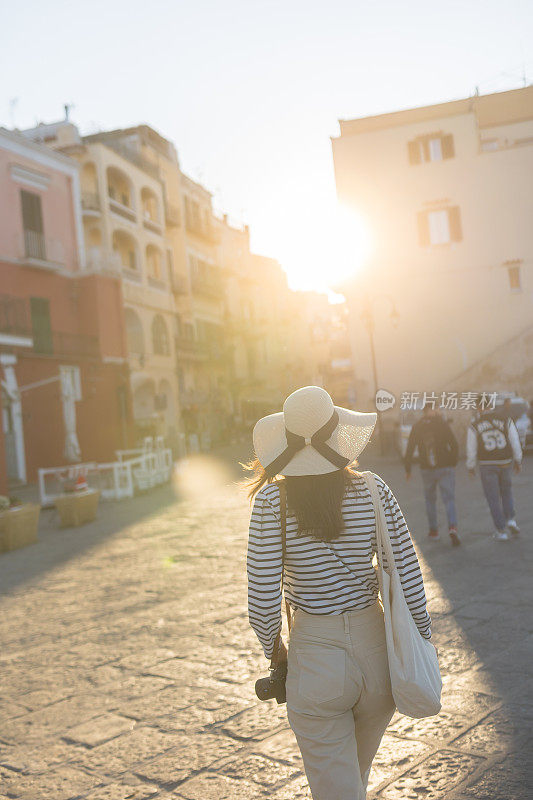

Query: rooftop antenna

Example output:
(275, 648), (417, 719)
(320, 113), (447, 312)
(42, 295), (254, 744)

(64, 102), (75, 122)
(9, 97), (18, 128)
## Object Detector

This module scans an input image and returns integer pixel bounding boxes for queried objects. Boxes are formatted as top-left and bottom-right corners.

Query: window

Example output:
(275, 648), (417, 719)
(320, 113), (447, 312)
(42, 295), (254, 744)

(508, 265), (522, 291)
(21, 190), (45, 259)
(408, 134), (455, 164)
(418, 206), (462, 246)
(428, 137), (443, 161)
(152, 314), (170, 355)
(30, 297), (53, 354)
(428, 210), (450, 244)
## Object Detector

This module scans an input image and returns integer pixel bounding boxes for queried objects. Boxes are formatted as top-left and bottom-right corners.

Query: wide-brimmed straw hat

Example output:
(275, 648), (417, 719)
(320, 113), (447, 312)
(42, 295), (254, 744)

(253, 386), (377, 477)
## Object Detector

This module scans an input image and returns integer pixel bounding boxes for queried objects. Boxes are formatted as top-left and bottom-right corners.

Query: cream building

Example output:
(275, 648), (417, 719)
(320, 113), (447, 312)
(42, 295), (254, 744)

(24, 122), (182, 443)
(332, 86), (533, 411)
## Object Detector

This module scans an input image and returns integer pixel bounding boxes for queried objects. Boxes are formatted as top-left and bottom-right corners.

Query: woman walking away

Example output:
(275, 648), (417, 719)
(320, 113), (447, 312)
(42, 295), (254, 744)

(246, 386), (433, 800)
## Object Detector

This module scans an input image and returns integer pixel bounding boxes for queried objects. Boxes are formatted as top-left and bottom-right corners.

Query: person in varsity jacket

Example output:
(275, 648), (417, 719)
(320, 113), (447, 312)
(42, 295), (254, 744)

(467, 400), (522, 540)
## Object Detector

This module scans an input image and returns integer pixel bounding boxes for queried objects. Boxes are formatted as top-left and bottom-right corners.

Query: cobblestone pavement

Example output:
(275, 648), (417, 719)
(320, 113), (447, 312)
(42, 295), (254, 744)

(0, 452), (532, 800)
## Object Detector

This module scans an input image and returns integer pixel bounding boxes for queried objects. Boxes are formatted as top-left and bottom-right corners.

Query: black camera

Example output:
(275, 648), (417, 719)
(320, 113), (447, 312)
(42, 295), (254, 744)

(255, 661), (288, 704)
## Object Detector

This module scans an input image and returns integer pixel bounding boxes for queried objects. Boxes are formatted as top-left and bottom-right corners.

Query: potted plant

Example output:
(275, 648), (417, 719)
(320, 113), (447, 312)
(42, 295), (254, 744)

(54, 476), (100, 528)
(0, 496), (40, 553)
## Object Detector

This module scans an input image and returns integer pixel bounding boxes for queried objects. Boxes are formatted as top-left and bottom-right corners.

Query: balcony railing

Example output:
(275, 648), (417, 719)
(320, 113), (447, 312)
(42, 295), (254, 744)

(185, 217), (221, 244)
(86, 247), (122, 274)
(99, 139), (161, 181)
(190, 274), (225, 299)
(24, 229), (46, 260)
(18, 231), (64, 268)
(0, 295), (31, 338)
(108, 196), (137, 221)
(81, 192), (101, 213)
(143, 214), (163, 234)
(164, 201), (180, 228)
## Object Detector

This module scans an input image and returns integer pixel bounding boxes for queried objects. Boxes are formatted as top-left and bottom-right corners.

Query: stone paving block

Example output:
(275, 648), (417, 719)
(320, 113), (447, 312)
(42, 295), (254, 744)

(439, 687), (499, 718)
(4, 764), (100, 800)
(448, 666), (530, 698)
(386, 710), (470, 743)
(82, 777), (159, 799)
(0, 737), (86, 774)
(65, 714), (136, 746)
(153, 698), (251, 734)
(366, 734), (430, 792)
(116, 649), (178, 671)
(252, 729), (302, 766)
(459, 739), (533, 800)
(217, 753), (299, 787)
(133, 734), (244, 786)
(378, 749), (485, 799)
(116, 686), (210, 721)
(0, 700), (27, 720)
(452, 704), (533, 754)
(212, 703), (288, 741)
(174, 772), (264, 799)
(14, 686), (73, 711)
(435, 642), (480, 674)
(1, 694), (112, 744)
(73, 727), (179, 777)
(268, 773), (312, 799)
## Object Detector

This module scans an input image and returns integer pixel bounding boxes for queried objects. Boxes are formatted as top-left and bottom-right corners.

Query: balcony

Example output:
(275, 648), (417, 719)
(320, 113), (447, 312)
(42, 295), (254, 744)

(170, 272), (189, 294)
(81, 192), (101, 215)
(17, 231), (65, 271)
(0, 294), (33, 347)
(86, 247), (122, 275)
(164, 201), (180, 228)
(175, 336), (209, 360)
(143, 217), (163, 235)
(185, 217), (221, 244)
(108, 196), (137, 222)
(190, 273), (225, 300)
(33, 331), (100, 359)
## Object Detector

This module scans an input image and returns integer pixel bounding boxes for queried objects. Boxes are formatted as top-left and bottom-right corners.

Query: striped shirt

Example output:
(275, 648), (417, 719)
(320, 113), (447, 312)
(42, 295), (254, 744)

(247, 472), (431, 659)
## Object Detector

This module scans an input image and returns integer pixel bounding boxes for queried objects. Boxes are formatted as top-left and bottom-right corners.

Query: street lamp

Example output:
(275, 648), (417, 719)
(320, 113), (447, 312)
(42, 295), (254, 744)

(360, 295), (399, 455)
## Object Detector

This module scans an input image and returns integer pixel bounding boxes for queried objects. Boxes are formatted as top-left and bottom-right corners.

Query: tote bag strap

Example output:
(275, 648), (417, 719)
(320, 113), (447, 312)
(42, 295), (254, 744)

(270, 480), (292, 668)
(360, 471), (397, 579)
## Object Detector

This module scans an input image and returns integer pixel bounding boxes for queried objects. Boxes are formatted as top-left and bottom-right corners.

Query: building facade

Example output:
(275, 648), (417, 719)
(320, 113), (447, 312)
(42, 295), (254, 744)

(332, 86), (533, 410)
(0, 128), (132, 493)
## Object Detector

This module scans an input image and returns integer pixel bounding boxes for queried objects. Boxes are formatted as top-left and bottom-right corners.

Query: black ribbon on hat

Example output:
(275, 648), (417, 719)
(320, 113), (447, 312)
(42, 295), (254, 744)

(264, 409), (350, 478)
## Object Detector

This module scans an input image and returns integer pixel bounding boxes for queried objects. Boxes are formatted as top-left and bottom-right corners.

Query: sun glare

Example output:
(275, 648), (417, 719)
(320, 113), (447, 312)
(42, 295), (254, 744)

(280, 202), (372, 294)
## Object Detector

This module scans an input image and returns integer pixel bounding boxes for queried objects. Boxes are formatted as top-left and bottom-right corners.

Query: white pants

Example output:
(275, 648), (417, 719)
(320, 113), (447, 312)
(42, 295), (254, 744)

(286, 602), (395, 800)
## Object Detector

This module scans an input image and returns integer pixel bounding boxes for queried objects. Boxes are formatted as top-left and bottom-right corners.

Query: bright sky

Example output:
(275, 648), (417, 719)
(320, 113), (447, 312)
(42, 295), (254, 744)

(2, 0), (532, 294)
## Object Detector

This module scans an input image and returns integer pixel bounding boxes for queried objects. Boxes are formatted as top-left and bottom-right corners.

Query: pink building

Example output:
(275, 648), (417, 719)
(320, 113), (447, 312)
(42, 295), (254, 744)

(0, 128), (133, 493)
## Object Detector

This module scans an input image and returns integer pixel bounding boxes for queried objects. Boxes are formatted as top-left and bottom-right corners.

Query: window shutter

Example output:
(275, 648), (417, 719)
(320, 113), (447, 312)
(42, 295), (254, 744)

(417, 211), (430, 246)
(407, 140), (421, 164)
(21, 190), (44, 233)
(448, 206), (462, 241)
(441, 134), (455, 159)
(421, 139), (430, 162)
(30, 297), (53, 354)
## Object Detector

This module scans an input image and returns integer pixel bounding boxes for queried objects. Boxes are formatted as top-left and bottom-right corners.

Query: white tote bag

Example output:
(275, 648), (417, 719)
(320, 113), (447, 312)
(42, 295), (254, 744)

(362, 471), (442, 719)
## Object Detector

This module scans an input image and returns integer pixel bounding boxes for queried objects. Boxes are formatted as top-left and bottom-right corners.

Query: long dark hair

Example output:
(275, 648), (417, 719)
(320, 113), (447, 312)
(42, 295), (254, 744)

(242, 457), (359, 542)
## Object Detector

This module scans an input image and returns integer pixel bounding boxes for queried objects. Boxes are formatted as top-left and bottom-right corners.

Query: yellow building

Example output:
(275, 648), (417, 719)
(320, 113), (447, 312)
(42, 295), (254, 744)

(332, 86), (533, 409)
(23, 122), (182, 444)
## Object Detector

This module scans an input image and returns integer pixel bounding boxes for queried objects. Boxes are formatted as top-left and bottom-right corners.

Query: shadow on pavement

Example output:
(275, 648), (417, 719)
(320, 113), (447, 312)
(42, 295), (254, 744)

(362, 452), (533, 798)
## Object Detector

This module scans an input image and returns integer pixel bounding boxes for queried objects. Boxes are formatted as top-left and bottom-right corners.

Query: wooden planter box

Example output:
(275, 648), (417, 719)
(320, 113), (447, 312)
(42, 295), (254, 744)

(55, 489), (100, 528)
(0, 504), (40, 553)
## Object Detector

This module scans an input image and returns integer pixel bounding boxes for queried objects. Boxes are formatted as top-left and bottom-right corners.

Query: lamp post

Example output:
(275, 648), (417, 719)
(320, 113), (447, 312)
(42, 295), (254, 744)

(360, 295), (399, 455)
